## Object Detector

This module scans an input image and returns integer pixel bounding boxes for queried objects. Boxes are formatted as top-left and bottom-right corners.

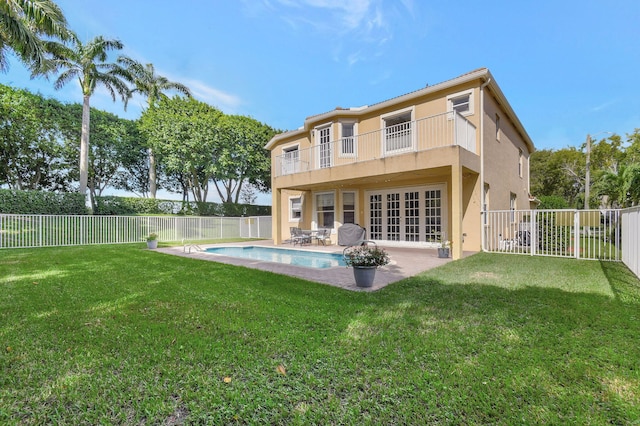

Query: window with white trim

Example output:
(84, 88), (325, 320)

(447, 89), (474, 117)
(315, 192), (335, 228)
(382, 108), (414, 153)
(518, 149), (523, 178)
(510, 193), (517, 222)
(340, 122), (356, 157)
(342, 191), (356, 224)
(281, 145), (299, 175)
(289, 196), (302, 221)
(483, 184), (490, 225)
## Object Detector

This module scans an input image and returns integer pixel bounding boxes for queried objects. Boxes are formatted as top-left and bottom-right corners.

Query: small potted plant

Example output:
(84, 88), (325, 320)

(146, 233), (158, 249)
(343, 245), (390, 287)
(438, 239), (450, 258)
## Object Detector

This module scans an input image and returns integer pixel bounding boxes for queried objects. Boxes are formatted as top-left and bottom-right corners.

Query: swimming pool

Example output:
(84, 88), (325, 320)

(205, 246), (347, 269)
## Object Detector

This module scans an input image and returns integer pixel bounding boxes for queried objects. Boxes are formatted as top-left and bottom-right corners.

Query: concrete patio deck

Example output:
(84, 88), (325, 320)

(156, 240), (463, 292)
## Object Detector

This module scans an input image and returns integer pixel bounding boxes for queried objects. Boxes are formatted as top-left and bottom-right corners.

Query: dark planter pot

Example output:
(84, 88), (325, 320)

(437, 247), (450, 258)
(353, 266), (377, 287)
(147, 240), (158, 249)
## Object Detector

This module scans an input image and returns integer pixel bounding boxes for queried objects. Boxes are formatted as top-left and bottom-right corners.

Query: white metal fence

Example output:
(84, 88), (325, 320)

(0, 215), (272, 249)
(621, 206), (640, 278)
(483, 209), (622, 261)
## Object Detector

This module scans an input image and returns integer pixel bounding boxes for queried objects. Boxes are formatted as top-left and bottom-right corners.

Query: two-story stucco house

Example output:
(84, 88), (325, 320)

(266, 68), (535, 259)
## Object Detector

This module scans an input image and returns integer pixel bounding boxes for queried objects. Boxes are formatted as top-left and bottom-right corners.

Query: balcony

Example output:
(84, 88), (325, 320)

(275, 111), (477, 177)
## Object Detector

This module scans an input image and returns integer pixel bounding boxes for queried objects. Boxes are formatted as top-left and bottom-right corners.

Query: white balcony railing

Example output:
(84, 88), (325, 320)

(275, 111), (476, 177)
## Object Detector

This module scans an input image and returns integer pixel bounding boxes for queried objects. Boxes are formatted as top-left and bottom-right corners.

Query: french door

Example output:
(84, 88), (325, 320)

(366, 185), (446, 244)
(318, 126), (332, 168)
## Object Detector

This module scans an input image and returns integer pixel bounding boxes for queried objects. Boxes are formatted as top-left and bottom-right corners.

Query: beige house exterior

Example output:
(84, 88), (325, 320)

(265, 68), (535, 259)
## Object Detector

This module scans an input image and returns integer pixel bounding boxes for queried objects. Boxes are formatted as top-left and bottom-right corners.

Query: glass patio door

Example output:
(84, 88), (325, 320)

(318, 126), (332, 168)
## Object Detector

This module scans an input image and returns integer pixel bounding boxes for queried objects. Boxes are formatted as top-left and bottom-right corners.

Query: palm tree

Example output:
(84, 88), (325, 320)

(117, 56), (192, 198)
(49, 35), (131, 196)
(0, 0), (70, 73)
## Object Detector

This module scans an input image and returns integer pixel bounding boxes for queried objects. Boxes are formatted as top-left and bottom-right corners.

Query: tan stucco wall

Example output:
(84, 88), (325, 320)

(482, 91), (532, 211)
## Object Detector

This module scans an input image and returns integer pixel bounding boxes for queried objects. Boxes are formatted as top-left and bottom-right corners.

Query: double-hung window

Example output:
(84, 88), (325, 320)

(340, 122), (356, 157)
(289, 196), (302, 221)
(382, 108), (413, 154)
(315, 192), (335, 229)
(518, 149), (524, 178)
(281, 145), (299, 175)
(510, 193), (517, 222)
(447, 90), (474, 117)
(342, 192), (356, 224)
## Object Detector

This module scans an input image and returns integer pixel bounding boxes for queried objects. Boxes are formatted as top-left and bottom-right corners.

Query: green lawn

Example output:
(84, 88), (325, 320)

(1, 245), (639, 424)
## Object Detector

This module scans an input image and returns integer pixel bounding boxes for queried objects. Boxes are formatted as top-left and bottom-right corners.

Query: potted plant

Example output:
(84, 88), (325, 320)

(146, 233), (158, 249)
(343, 245), (390, 287)
(438, 240), (450, 258)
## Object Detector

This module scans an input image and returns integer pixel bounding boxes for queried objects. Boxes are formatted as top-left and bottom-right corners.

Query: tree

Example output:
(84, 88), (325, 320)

(211, 114), (276, 203)
(530, 147), (585, 207)
(140, 96), (222, 205)
(239, 184), (257, 204)
(48, 35), (130, 197)
(117, 57), (192, 198)
(111, 120), (149, 198)
(0, 83), (69, 190)
(589, 134), (625, 175)
(595, 164), (640, 208)
(0, 0), (70, 73)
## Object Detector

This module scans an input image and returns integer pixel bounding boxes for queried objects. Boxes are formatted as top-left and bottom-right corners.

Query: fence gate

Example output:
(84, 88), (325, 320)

(483, 209), (621, 261)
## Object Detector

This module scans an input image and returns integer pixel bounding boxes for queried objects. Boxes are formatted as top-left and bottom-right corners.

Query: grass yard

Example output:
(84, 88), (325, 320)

(1, 245), (639, 424)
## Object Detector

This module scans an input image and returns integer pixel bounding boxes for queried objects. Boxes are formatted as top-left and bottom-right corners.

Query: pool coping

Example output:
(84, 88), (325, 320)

(155, 240), (462, 292)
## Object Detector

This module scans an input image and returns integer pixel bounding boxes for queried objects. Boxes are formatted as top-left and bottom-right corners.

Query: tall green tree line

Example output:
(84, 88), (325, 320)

(531, 131), (640, 208)
(1, 84), (276, 207)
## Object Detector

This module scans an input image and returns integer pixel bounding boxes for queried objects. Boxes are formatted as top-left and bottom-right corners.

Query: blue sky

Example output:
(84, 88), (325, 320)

(3, 0), (640, 201)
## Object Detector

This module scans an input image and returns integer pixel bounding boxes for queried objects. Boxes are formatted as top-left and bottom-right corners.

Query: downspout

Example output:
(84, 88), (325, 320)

(479, 77), (491, 252)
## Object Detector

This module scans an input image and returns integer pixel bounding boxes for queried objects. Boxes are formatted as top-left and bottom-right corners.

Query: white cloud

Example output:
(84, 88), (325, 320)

(182, 79), (243, 112)
(590, 99), (618, 112)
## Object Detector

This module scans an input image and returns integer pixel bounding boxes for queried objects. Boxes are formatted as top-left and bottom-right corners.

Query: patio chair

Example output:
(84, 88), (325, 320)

(314, 228), (332, 245)
(291, 227), (311, 246)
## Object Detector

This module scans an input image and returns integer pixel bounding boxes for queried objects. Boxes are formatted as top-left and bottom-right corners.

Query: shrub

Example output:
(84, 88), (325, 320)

(0, 189), (87, 214)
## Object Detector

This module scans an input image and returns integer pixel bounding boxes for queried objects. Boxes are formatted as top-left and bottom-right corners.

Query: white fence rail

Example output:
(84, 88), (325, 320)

(0, 215), (272, 249)
(621, 206), (640, 278)
(483, 209), (622, 261)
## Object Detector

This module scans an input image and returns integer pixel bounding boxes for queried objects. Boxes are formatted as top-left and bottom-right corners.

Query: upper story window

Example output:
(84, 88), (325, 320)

(382, 107), (414, 154)
(281, 145), (300, 175)
(340, 122), (356, 157)
(496, 114), (501, 141)
(518, 149), (524, 178)
(447, 89), (474, 117)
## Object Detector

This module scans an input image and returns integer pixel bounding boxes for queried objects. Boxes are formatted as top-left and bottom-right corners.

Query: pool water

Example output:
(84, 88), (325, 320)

(205, 246), (347, 269)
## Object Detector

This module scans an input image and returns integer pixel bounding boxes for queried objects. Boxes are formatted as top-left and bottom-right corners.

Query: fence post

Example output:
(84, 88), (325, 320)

(530, 212), (537, 256)
(574, 211), (580, 259)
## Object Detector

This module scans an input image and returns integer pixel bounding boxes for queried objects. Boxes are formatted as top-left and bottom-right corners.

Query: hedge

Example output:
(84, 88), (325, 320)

(0, 189), (88, 215)
(0, 190), (271, 217)
(94, 196), (271, 217)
